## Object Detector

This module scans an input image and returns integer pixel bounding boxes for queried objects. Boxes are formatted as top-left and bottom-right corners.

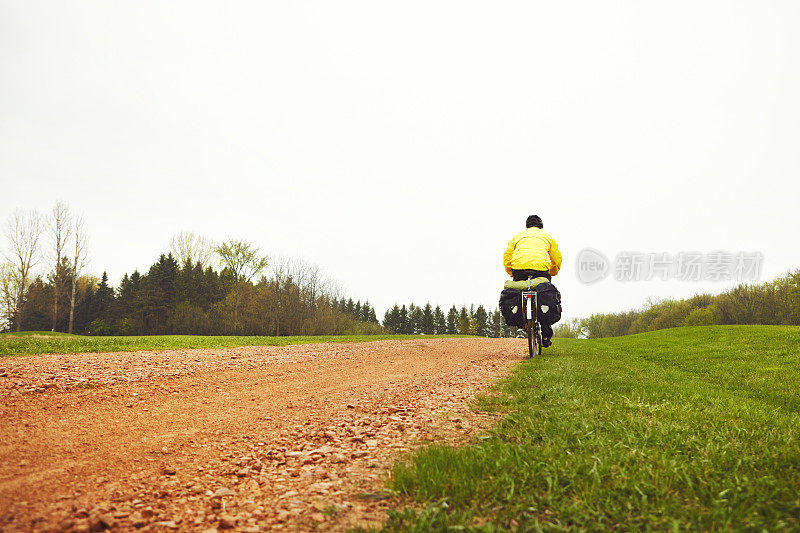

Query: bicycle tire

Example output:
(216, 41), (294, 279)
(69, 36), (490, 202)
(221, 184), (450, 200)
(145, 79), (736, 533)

(526, 320), (535, 358)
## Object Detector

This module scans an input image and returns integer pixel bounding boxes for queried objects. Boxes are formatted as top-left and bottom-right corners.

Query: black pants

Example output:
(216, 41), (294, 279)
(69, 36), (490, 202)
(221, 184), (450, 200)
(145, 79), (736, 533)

(511, 269), (553, 340)
(512, 269), (551, 282)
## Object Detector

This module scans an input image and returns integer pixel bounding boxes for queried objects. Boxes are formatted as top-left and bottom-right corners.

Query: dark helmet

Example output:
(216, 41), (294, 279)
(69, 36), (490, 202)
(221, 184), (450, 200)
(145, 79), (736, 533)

(526, 215), (543, 229)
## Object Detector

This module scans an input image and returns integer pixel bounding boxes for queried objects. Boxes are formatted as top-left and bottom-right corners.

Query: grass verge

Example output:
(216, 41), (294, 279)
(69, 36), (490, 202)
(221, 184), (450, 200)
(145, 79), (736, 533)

(0, 331), (469, 357)
(384, 325), (800, 531)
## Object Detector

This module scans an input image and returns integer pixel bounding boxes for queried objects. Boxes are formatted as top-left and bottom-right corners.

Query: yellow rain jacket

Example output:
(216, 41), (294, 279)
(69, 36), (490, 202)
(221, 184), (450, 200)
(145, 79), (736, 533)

(503, 227), (562, 277)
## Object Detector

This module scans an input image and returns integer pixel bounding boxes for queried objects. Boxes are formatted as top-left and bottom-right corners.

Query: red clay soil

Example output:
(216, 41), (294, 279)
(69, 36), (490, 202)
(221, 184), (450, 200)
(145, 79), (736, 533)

(0, 338), (523, 532)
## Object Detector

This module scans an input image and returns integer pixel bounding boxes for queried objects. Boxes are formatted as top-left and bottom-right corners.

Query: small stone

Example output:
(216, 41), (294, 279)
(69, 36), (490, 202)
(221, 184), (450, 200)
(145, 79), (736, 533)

(311, 512), (326, 522)
(217, 515), (236, 529)
(311, 501), (327, 512)
(89, 514), (114, 531)
(213, 487), (235, 498)
(155, 521), (178, 529)
(129, 511), (147, 527)
(59, 519), (74, 531)
(163, 466), (177, 475)
(330, 453), (347, 463)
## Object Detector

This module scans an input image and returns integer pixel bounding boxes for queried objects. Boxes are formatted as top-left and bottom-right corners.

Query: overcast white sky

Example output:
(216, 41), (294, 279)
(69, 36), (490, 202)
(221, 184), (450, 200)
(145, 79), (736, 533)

(2, 1), (799, 321)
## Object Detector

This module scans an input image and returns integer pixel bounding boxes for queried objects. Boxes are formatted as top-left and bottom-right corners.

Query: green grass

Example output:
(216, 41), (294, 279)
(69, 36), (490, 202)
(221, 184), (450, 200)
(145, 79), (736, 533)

(0, 331), (467, 356)
(385, 325), (800, 531)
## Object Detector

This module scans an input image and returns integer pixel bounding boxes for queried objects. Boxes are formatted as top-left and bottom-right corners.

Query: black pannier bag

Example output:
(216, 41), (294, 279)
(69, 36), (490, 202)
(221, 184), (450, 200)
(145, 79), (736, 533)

(534, 281), (562, 326)
(499, 282), (562, 327)
(499, 288), (525, 327)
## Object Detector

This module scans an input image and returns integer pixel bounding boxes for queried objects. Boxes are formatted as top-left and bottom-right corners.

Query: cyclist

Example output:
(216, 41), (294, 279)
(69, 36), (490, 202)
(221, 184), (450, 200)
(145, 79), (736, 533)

(503, 215), (562, 346)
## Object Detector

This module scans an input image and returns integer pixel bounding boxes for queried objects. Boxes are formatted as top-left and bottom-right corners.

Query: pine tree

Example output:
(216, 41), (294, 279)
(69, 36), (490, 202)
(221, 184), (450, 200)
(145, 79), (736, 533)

(46, 256), (72, 332)
(383, 304), (401, 333)
(398, 305), (409, 334)
(433, 305), (446, 334)
(409, 305), (424, 334)
(86, 272), (115, 334)
(446, 306), (458, 334)
(115, 273), (134, 317)
(94, 272), (114, 318)
(457, 306), (471, 335)
(421, 303), (434, 334)
(140, 254), (179, 334)
(475, 305), (488, 337)
(18, 277), (50, 331)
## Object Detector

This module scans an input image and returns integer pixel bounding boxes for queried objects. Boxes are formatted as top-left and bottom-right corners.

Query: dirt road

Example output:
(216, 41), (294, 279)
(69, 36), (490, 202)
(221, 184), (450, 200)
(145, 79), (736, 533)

(0, 338), (522, 532)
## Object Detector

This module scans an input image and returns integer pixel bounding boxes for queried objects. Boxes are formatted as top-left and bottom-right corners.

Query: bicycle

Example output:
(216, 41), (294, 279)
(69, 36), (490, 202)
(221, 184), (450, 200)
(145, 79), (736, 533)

(521, 290), (542, 358)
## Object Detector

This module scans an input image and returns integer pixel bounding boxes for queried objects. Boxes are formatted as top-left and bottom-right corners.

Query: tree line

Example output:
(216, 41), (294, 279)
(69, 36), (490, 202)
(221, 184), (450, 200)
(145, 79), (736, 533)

(382, 302), (519, 338)
(7, 250), (388, 336)
(556, 270), (800, 339)
(0, 202), (386, 336)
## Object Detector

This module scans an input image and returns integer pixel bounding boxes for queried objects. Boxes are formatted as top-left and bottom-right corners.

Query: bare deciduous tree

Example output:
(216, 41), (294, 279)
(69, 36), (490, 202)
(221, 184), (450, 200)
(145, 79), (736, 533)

(48, 200), (72, 332)
(267, 256), (336, 336)
(169, 232), (215, 268)
(68, 215), (88, 334)
(4, 209), (44, 331)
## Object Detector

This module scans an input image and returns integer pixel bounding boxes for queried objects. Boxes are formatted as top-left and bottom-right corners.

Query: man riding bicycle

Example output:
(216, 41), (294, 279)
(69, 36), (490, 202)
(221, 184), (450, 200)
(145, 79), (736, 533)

(503, 215), (562, 346)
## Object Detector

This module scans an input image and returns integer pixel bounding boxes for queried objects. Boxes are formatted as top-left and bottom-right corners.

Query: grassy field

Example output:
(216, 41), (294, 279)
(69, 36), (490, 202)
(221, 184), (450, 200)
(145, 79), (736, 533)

(384, 325), (800, 531)
(0, 331), (467, 356)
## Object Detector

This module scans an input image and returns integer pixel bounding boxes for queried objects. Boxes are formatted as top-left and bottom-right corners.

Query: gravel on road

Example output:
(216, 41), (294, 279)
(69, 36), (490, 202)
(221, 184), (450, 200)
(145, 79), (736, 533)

(0, 338), (523, 531)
